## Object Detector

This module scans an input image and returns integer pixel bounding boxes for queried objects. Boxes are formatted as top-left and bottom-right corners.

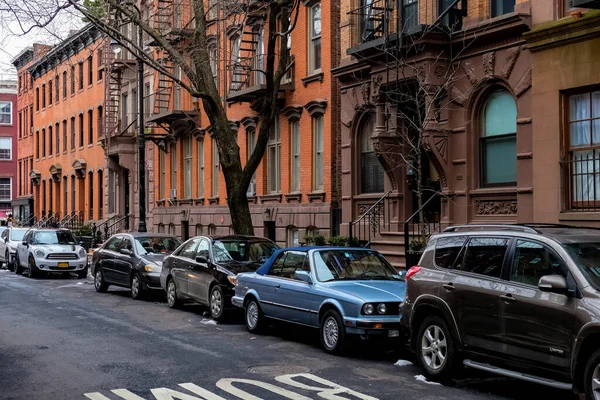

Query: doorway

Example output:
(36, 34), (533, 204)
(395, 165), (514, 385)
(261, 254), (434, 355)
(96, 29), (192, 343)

(264, 221), (276, 242)
(123, 169), (130, 230)
(181, 220), (189, 241)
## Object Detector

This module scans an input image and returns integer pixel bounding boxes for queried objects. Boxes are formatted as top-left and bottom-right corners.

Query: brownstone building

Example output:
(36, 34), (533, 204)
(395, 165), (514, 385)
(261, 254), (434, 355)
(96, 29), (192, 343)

(335, 0), (534, 267)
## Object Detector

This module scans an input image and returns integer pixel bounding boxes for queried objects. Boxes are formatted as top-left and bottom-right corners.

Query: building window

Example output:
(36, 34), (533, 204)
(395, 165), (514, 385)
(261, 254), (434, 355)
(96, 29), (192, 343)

(168, 223), (175, 235)
(480, 89), (517, 186)
(63, 120), (67, 152)
(267, 118), (281, 194)
(308, 2), (322, 73)
(313, 115), (324, 191)
(132, 88), (138, 128)
(0, 101), (12, 124)
(289, 121), (300, 191)
(63, 71), (67, 98)
(18, 161), (21, 196)
(98, 170), (104, 219)
(171, 143), (177, 196)
(564, 91), (600, 210)
(230, 35), (242, 91)
(48, 80), (53, 106)
(71, 117), (76, 150)
(71, 65), (75, 94)
(212, 139), (219, 196)
(144, 83), (151, 118)
(48, 126), (53, 156)
(35, 88), (39, 111)
(42, 128), (46, 158)
(183, 135), (192, 199)
(42, 84), (46, 108)
(208, 224), (216, 235)
(287, 226), (299, 247)
(88, 56), (93, 86)
(79, 113), (84, 148)
(97, 49), (104, 81)
(97, 106), (103, 139)
(56, 123), (60, 155)
(359, 114), (384, 193)
(122, 92), (129, 130)
(252, 28), (265, 86)
(35, 131), (40, 159)
(491, 0), (515, 18)
(78, 62), (84, 90)
(18, 112), (22, 137)
(198, 139), (204, 198)
(88, 171), (94, 219)
(0, 138), (12, 160)
(159, 150), (165, 200)
(246, 129), (256, 195)
(209, 44), (218, 87)
(403, 0), (419, 32)
(55, 75), (59, 103)
(196, 224), (203, 235)
(0, 178), (12, 201)
(63, 176), (67, 217)
(88, 110), (94, 144)
(71, 175), (76, 214)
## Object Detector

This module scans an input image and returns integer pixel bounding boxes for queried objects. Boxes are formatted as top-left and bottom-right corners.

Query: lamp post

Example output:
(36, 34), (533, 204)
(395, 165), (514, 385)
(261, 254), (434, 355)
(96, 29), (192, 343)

(109, 7), (146, 232)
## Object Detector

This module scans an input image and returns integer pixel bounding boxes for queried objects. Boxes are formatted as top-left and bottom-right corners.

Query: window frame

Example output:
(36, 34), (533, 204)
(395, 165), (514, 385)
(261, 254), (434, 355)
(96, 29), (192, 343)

(183, 134), (193, 199)
(0, 101), (12, 125)
(197, 139), (205, 198)
(0, 137), (12, 160)
(246, 129), (257, 196)
(290, 120), (301, 192)
(508, 238), (569, 288)
(267, 118), (281, 194)
(358, 113), (384, 194)
(312, 115), (324, 191)
(212, 138), (219, 197)
(455, 236), (513, 279)
(308, 2), (322, 74)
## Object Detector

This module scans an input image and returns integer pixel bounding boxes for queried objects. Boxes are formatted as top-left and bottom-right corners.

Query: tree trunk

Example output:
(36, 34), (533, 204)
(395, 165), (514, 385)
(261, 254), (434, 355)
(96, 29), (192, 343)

(227, 188), (254, 235)
(416, 143), (425, 244)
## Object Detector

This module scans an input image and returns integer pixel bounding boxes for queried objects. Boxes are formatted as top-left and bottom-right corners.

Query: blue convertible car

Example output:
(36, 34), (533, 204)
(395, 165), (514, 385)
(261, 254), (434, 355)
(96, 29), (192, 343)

(232, 246), (406, 353)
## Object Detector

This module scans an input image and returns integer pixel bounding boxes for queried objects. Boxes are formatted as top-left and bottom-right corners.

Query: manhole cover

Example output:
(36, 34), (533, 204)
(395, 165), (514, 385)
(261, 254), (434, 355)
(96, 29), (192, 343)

(248, 365), (311, 375)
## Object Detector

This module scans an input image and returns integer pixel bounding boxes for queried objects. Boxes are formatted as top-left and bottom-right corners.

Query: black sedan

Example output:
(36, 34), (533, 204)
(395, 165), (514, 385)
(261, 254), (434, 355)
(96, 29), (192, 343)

(91, 233), (182, 299)
(160, 235), (279, 320)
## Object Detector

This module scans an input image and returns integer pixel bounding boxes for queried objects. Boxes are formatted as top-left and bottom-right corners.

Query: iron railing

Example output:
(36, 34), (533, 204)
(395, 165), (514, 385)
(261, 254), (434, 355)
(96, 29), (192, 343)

(562, 153), (600, 212)
(92, 214), (130, 246)
(349, 191), (392, 247)
(349, 0), (393, 43)
(59, 211), (85, 230)
(403, 193), (444, 267)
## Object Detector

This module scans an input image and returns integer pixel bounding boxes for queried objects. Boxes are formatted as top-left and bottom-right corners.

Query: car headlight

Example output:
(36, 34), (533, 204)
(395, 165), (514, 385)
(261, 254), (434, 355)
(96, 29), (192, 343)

(79, 248), (87, 258)
(363, 303), (374, 315)
(34, 249), (46, 258)
(144, 264), (161, 273)
(377, 303), (387, 314)
(227, 275), (238, 286)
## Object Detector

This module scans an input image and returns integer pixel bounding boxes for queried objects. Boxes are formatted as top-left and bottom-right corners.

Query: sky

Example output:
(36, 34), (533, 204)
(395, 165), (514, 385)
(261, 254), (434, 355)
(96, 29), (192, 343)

(0, 5), (84, 78)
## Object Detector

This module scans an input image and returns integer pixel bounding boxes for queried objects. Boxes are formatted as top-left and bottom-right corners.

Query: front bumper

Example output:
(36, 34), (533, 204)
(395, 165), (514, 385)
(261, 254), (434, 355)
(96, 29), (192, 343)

(343, 316), (402, 335)
(231, 295), (244, 308)
(141, 272), (162, 290)
(34, 257), (87, 272)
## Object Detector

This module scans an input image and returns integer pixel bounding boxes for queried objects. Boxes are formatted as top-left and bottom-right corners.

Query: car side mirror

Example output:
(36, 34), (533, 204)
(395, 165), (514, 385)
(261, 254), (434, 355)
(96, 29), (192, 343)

(120, 248), (132, 256)
(294, 270), (313, 284)
(196, 256), (208, 264)
(538, 275), (568, 294)
(22, 241), (28, 247)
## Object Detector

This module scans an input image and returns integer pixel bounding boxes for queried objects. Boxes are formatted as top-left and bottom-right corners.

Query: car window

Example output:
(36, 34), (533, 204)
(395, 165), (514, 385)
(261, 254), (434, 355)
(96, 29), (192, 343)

(22, 231), (31, 243)
(459, 237), (509, 278)
(281, 251), (308, 279)
(511, 240), (567, 286)
(10, 229), (26, 241)
(434, 236), (467, 269)
(122, 237), (134, 252)
(105, 237), (123, 252)
(135, 236), (182, 255)
(179, 239), (200, 260)
(1, 230), (6, 240)
(197, 240), (209, 261)
(268, 253), (287, 277)
(564, 242), (600, 290)
(313, 249), (402, 282)
(31, 230), (76, 245)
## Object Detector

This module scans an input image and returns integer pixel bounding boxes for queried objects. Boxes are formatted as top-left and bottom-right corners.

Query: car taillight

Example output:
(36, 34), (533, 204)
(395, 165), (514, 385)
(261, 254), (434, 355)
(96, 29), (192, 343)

(406, 266), (422, 280)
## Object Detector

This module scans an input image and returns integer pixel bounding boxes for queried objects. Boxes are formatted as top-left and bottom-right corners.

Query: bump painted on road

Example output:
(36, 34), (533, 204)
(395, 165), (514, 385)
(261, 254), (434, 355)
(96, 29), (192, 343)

(247, 365), (311, 375)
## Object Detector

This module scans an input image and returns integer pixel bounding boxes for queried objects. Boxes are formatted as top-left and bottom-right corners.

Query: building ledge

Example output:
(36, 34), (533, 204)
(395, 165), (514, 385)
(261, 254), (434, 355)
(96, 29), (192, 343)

(307, 191), (326, 203)
(559, 211), (600, 221)
(285, 193), (302, 203)
(260, 194), (282, 204)
(524, 10), (600, 52)
(193, 198), (204, 206)
(208, 196), (219, 205)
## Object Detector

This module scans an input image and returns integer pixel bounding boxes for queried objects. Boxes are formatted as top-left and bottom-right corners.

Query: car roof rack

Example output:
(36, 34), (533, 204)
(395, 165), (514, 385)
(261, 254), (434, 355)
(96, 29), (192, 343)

(443, 224), (541, 234)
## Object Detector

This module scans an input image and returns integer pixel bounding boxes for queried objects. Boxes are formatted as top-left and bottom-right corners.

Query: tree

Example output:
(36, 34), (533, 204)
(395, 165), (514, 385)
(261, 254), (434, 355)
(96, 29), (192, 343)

(0, 0), (298, 235)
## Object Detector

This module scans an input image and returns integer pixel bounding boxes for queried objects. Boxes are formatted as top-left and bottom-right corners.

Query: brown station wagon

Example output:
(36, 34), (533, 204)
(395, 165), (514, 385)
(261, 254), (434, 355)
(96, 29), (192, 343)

(400, 224), (600, 399)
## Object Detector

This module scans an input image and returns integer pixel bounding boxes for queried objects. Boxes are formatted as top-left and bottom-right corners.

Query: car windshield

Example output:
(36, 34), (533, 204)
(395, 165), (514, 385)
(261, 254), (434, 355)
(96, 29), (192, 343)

(32, 231), (76, 245)
(212, 240), (278, 263)
(314, 249), (403, 282)
(10, 229), (27, 241)
(134, 236), (182, 255)
(564, 242), (600, 290)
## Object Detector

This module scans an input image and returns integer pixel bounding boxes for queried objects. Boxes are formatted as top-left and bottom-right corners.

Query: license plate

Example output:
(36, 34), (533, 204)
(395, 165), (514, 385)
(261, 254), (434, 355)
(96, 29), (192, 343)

(388, 329), (400, 338)
(58, 262), (69, 268)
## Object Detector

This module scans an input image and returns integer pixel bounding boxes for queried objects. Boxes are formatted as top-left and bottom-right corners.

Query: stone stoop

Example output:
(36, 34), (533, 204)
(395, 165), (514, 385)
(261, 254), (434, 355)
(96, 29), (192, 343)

(369, 231), (407, 271)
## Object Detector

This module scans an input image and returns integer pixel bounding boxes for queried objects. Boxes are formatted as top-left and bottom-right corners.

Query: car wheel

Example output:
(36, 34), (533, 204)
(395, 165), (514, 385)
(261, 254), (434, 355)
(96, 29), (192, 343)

(584, 348), (600, 400)
(320, 309), (347, 354)
(14, 253), (22, 275)
(245, 298), (265, 333)
(209, 285), (225, 320)
(77, 266), (88, 279)
(416, 315), (457, 382)
(28, 256), (39, 279)
(166, 278), (182, 309)
(94, 268), (109, 293)
(6, 251), (13, 272)
(131, 273), (144, 300)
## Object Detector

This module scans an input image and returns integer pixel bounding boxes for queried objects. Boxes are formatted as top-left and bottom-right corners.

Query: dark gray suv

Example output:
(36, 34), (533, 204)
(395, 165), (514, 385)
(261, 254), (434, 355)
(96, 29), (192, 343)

(399, 224), (600, 399)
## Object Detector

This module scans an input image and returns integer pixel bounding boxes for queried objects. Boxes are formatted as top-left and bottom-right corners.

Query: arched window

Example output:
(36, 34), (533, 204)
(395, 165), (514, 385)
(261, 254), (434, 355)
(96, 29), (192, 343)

(359, 114), (384, 193)
(158, 223), (165, 233)
(481, 89), (517, 186)
(168, 223), (175, 235)
(208, 224), (216, 235)
(287, 226), (299, 247)
(195, 224), (203, 236)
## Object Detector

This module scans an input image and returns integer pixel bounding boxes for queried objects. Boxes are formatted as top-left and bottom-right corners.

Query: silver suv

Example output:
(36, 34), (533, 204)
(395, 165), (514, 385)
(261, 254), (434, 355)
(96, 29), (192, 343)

(400, 224), (600, 399)
(15, 228), (88, 278)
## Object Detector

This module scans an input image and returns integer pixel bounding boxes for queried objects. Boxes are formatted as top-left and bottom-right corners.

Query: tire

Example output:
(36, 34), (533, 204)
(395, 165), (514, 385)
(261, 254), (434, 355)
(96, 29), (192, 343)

(77, 266), (88, 279)
(209, 285), (225, 320)
(416, 315), (457, 382)
(584, 348), (600, 400)
(14, 253), (22, 275)
(131, 272), (145, 300)
(28, 256), (39, 279)
(245, 297), (265, 334)
(94, 268), (109, 293)
(320, 309), (347, 354)
(6, 251), (13, 272)
(166, 278), (182, 309)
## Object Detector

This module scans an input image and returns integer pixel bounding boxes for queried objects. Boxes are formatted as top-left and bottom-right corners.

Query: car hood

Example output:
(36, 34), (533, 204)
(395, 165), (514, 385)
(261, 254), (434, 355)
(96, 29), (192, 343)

(142, 253), (167, 266)
(216, 260), (264, 274)
(323, 280), (406, 302)
(34, 244), (81, 253)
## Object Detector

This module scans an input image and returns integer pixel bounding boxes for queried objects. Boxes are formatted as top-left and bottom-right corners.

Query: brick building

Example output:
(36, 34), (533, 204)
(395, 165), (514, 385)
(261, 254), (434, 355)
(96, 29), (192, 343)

(0, 79), (18, 219)
(335, 0), (533, 267)
(145, 0), (341, 245)
(26, 25), (106, 226)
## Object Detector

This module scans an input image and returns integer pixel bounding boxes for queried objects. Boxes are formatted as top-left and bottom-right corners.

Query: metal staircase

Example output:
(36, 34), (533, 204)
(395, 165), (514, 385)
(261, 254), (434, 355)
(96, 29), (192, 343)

(104, 44), (122, 142)
(154, 0), (174, 34)
(154, 56), (174, 115)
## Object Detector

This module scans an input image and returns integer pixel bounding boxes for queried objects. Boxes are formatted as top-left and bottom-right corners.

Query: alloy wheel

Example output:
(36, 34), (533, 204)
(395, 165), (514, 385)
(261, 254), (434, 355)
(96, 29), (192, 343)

(421, 324), (447, 371)
(131, 275), (140, 298)
(246, 301), (259, 330)
(592, 363), (600, 400)
(95, 271), (102, 290)
(167, 281), (176, 307)
(322, 316), (339, 350)
(210, 289), (222, 318)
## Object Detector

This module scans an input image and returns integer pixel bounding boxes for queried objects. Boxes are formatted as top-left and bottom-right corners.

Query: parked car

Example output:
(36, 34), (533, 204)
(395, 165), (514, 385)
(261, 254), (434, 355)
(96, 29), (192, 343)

(0, 227), (28, 271)
(161, 235), (279, 320)
(15, 228), (88, 278)
(91, 233), (181, 299)
(399, 223), (600, 399)
(232, 246), (406, 354)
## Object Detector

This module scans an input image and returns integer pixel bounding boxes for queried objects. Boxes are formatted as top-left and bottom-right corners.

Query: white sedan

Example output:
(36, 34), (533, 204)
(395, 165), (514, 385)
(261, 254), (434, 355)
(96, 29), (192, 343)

(15, 228), (88, 278)
(0, 227), (28, 271)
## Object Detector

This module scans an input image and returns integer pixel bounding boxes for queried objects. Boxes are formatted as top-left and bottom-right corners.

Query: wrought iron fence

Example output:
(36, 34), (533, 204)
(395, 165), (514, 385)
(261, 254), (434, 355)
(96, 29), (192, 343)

(349, 191), (392, 247)
(92, 214), (129, 247)
(562, 152), (600, 212)
(403, 194), (445, 268)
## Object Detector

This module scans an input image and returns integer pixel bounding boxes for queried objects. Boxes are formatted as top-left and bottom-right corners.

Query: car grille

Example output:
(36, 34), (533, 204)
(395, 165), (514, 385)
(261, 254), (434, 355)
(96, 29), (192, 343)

(48, 265), (77, 270)
(46, 253), (78, 260)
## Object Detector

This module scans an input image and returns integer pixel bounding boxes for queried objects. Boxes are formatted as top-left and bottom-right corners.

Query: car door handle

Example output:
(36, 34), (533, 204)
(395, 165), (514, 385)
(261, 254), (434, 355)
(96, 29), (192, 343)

(500, 294), (516, 303)
(442, 283), (455, 291)
(275, 284), (281, 288)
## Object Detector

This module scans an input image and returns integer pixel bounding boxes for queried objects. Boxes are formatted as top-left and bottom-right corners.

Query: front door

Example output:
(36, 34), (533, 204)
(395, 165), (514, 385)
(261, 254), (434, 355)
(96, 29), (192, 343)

(440, 236), (511, 356)
(187, 239), (212, 305)
(499, 239), (576, 374)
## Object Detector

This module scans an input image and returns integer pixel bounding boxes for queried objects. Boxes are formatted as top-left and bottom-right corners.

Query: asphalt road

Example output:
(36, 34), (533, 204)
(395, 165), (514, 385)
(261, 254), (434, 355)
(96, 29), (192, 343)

(0, 270), (577, 400)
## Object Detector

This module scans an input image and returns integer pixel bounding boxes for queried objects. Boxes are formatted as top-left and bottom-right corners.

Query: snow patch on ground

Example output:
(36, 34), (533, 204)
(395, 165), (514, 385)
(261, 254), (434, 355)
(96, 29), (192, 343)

(200, 319), (217, 325)
(394, 360), (413, 367)
(415, 375), (442, 385)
